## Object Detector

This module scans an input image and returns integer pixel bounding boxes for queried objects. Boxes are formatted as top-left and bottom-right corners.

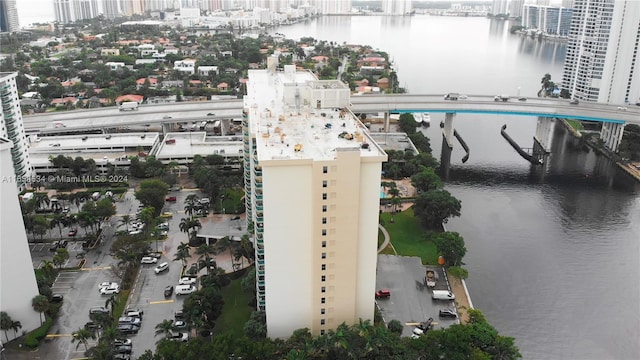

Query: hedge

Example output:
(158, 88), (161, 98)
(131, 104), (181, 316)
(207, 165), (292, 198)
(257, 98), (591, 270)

(23, 318), (54, 348)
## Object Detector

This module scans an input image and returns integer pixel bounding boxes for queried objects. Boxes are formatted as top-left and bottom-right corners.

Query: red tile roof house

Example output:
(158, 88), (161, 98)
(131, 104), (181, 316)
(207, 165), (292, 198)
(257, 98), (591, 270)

(216, 82), (228, 91)
(136, 77), (159, 89)
(51, 97), (79, 107)
(115, 94), (144, 104)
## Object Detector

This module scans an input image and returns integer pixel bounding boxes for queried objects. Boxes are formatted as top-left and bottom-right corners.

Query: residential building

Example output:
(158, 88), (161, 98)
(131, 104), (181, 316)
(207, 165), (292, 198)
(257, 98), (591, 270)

(313, 0), (351, 15)
(243, 59), (387, 338)
(105, 61), (126, 70)
(0, 0), (19, 32)
(382, 0), (412, 15)
(174, 59), (197, 74)
(0, 137), (41, 341)
(100, 48), (120, 56)
(562, 0), (640, 105)
(491, 0), (508, 16)
(522, 5), (573, 36)
(198, 66), (219, 76)
(0, 72), (33, 191)
(509, 0), (525, 18)
(54, 0), (100, 24)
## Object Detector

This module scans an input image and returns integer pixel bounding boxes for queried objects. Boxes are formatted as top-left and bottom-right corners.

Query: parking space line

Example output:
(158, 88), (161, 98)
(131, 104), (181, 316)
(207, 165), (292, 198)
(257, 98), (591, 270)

(149, 300), (174, 305)
(45, 334), (72, 338)
(80, 266), (111, 271)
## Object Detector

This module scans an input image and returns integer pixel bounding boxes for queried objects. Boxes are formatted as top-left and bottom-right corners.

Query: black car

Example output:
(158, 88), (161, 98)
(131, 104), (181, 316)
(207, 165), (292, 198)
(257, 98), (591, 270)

(84, 321), (100, 331)
(439, 309), (458, 318)
(113, 354), (131, 360)
(50, 294), (64, 303)
(59, 240), (68, 248)
(114, 345), (133, 354)
(49, 241), (60, 252)
(164, 286), (173, 297)
(117, 324), (140, 335)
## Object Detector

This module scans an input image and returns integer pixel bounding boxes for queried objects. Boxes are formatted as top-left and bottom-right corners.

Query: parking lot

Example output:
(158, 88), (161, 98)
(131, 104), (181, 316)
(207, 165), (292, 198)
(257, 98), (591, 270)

(375, 255), (459, 337)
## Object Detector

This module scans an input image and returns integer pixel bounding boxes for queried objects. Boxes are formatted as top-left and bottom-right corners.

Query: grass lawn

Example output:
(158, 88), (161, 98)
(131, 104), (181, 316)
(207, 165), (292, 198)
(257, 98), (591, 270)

(379, 208), (440, 265)
(565, 119), (584, 131)
(220, 188), (245, 214)
(214, 276), (252, 337)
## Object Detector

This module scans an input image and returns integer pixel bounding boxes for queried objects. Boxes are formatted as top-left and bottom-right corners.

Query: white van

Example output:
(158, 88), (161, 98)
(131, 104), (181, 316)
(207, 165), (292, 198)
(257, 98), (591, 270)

(92, 191), (101, 201)
(175, 285), (196, 295)
(432, 290), (455, 301)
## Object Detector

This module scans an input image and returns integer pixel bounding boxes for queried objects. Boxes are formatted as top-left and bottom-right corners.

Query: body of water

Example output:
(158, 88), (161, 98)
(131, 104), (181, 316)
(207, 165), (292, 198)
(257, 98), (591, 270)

(271, 15), (640, 360)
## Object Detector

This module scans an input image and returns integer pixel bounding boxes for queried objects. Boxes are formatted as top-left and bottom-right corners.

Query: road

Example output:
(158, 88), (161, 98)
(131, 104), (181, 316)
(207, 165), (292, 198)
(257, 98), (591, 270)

(23, 95), (640, 135)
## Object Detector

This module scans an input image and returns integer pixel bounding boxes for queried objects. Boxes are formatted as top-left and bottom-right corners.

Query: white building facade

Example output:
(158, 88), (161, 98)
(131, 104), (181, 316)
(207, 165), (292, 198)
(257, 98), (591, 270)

(0, 72), (33, 191)
(243, 60), (386, 338)
(0, 138), (41, 341)
(562, 0), (640, 105)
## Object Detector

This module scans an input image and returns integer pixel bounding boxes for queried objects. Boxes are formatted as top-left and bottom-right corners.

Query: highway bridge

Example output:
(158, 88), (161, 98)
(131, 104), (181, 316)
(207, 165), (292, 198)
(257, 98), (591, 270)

(23, 94), (640, 135)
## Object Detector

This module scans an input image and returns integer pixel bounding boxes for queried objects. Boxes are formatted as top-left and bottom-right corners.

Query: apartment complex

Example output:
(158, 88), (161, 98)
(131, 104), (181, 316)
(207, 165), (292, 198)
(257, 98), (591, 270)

(0, 0), (19, 32)
(0, 138), (41, 342)
(522, 4), (573, 36)
(243, 60), (386, 338)
(382, 0), (412, 15)
(0, 72), (33, 191)
(561, 0), (640, 105)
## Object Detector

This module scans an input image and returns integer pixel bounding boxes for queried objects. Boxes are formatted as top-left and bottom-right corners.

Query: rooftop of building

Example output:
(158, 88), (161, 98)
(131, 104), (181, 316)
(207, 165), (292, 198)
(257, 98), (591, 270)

(244, 68), (386, 162)
(28, 132), (159, 153)
(156, 132), (243, 159)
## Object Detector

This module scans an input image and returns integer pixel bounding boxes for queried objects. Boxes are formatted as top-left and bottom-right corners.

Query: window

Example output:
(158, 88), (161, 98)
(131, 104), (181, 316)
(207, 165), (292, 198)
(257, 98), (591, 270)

(322, 180), (327, 188)
(321, 252), (326, 259)
(322, 205), (327, 212)
(321, 297), (325, 304)
(321, 308), (325, 315)
(320, 319), (325, 325)
(321, 275), (326, 282)
(322, 241), (326, 248)
(321, 264), (326, 271)
(320, 330), (325, 335)
(322, 193), (327, 200)
(322, 217), (327, 224)
(322, 166), (328, 174)
(321, 286), (326, 293)
(322, 229), (327, 236)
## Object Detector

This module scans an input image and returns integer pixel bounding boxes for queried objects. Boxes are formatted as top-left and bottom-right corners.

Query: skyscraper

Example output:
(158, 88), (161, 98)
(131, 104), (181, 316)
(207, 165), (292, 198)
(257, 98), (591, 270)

(0, 72), (33, 191)
(382, 0), (412, 15)
(243, 59), (387, 338)
(0, 137), (41, 342)
(313, 0), (351, 15)
(0, 0), (19, 32)
(561, 0), (640, 105)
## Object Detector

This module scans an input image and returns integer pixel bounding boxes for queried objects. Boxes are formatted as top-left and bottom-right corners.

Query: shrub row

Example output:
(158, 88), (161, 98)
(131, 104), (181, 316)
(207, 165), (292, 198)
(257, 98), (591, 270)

(23, 318), (53, 348)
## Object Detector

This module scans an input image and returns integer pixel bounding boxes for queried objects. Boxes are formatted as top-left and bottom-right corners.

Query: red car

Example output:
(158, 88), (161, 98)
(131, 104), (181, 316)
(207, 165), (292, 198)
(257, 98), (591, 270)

(165, 196), (177, 202)
(375, 289), (391, 299)
(68, 228), (78, 237)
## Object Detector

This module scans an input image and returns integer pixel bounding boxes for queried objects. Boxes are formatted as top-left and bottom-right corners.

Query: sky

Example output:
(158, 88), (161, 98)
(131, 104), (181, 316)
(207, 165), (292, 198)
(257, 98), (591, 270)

(17, 0), (55, 27)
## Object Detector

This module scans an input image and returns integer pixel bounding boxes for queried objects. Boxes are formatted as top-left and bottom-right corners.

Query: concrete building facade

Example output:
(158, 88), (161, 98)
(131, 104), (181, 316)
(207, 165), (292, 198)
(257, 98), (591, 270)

(561, 0), (640, 105)
(0, 0), (19, 32)
(243, 61), (386, 338)
(1, 72), (33, 191)
(0, 138), (41, 341)
(522, 5), (573, 36)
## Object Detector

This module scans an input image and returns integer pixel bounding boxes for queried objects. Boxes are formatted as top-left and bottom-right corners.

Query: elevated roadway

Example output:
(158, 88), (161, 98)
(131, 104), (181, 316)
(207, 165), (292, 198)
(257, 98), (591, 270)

(23, 94), (640, 134)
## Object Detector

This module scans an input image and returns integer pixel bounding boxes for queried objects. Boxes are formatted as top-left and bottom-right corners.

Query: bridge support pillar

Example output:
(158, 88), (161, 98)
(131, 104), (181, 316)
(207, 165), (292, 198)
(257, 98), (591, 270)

(535, 117), (554, 153)
(600, 122), (625, 152)
(439, 113), (455, 179)
(383, 112), (390, 133)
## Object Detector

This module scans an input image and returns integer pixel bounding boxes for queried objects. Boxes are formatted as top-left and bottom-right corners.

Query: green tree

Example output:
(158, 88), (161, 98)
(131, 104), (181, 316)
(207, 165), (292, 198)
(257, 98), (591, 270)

(411, 166), (443, 193)
(448, 266), (469, 285)
(387, 319), (403, 335)
(195, 243), (217, 275)
(244, 310), (267, 339)
(135, 179), (169, 217)
(0, 311), (13, 342)
(71, 327), (96, 352)
(398, 113), (418, 134)
(154, 319), (175, 341)
(53, 248), (70, 269)
(174, 242), (191, 267)
(31, 295), (50, 326)
(433, 232), (467, 267)
(413, 189), (462, 229)
(119, 214), (132, 232)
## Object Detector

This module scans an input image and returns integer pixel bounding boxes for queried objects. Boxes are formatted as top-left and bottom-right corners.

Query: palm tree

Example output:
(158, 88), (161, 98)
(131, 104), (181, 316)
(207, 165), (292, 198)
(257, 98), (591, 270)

(100, 326), (121, 344)
(33, 193), (50, 210)
(10, 320), (22, 339)
(105, 294), (119, 317)
(71, 327), (95, 352)
(179, 217), (201, 243)
(174, 242), (191, 267)
(31, 295), (50, 326)
(119, 214), (132, 232)
(216, 236), (234, 269)
(195, 244), (218, 275)
(1, 311), (13, 342)
(154, 319), (175, 341)
(184, 202), (197, 218)
(50, 214), (64, 239)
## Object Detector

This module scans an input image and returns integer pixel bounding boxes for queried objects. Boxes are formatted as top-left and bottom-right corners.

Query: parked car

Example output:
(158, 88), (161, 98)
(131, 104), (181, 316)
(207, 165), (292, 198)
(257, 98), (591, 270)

(51, 294), (64, 303)
(113, 354), (131, 360)
(178, 277), (197, 285)
(68, 228), (78, 237)
(174, 310), (184, 319)
(89, 307), (109, 316)
(59, 240), (68, 248)
(154, 262), (169, 274)
(99, 282), (118, 289)
(113, 339), (132, 347)
(118, 316), (141, 326)
(117, 324), (140, 335)
(128, 229), (142, 235)
(141, 256), (158, 264)
(375, 289), (391, 299)
(173, 320), (187, 329)
(125, 307), (144, 316)
(167, 332), (189, 342)
(100, 284), (120, 295)
(165, 196), (177, 202)
(164, 286), (174, 297)
(439, 308), (458, 318)
(570, 99), (579, 105)
(49, 241), (60, 252)
(114, 345), (133, 354)
(84, 321), (100, 331)
(156, 223), (169, 230)
(518, 97), (527, 101)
